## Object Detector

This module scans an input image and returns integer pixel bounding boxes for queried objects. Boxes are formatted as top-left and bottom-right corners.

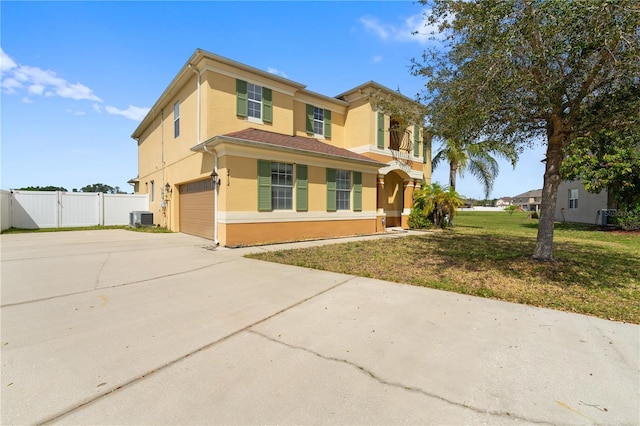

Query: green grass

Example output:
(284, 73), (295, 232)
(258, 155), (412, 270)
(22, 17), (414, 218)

(1, 225), (173, 234)
(248, 211), (640, 324)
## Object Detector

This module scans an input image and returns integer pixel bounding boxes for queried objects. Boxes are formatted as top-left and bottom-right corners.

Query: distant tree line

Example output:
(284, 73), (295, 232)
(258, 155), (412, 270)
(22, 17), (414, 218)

(16, 183), (127, 194)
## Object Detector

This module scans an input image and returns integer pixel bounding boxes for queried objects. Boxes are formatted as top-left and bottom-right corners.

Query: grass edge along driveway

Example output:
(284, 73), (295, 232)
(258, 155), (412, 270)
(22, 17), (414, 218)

(247, 212), (640, 324)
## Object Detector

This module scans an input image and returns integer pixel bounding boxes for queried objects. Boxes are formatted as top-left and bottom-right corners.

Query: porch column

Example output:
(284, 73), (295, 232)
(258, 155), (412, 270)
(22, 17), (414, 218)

(401, 180), (415, 229)
(376, 175), (386, 232)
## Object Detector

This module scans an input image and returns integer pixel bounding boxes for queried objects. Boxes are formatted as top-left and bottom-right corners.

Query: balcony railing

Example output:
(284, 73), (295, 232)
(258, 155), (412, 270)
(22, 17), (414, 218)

(389, 128), (413, 166)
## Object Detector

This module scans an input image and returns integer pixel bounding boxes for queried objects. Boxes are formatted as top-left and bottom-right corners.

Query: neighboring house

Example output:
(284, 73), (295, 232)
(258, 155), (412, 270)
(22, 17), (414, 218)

(555, 180), (614, 225)
(512, 189), (542, 212)
(130, 49), (431, 247)
(495, 197), (512, 207)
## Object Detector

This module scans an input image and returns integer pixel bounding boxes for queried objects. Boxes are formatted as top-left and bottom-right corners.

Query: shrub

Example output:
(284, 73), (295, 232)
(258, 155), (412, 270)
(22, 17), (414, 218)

(504, 205), (518, 215)
(616, 207), (640, 231)
(408, 208), (433, 229)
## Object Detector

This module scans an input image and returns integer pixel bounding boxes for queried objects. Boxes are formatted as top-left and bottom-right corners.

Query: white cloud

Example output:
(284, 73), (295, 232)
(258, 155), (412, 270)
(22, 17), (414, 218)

(1, 77), (22, 94)
(0, 50), (102, 102)
(359, 10), (444, 45)
(92, 103), (102, 113)
(360, 16), (390, 40)
(0, 48), (17, 73)
(22, 97), (34, 104)
(267, 67), (288, 79)
(105, 105), (150, 121)
(372, 55), (383, 63)
(28, 84), (45, 96)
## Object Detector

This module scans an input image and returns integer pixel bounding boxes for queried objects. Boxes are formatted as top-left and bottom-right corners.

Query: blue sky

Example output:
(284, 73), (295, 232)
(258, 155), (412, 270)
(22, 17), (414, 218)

(1, 1), (545, 198)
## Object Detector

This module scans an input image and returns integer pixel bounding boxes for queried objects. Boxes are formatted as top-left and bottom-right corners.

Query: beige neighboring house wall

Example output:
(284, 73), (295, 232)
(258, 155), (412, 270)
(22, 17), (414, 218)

(131, 49), (431, 247)
(555, 180), (611, 225)
(513, 189), (542, 212)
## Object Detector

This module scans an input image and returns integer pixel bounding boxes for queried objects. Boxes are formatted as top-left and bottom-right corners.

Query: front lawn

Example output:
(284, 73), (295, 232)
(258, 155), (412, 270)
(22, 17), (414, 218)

(247, 212), (640, 323)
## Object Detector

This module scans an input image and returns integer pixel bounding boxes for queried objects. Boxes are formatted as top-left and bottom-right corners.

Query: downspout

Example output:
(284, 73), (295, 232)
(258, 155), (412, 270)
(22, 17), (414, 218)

(203, 145), (219, 245)
(190, 64), (219, 245)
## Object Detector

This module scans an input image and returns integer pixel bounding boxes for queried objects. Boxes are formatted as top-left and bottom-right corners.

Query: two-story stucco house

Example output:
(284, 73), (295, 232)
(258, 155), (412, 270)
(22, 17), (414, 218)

(512, 189), (542, 212)
(130, 49), (431, 247)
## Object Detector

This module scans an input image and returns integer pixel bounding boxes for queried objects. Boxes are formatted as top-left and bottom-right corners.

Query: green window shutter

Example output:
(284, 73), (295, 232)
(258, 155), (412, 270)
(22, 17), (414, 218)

(353, 171), (362, 212)
(296, 164), (308, 211)
(236, 80), (248, 117)
(324, 109), (332, 138)
(306, 104), (314, 134)
(377, 112), (385, 149)
(326, 168), (336, 211)
(413, 125), (420, 157)
(257, 160), (272, 211)
(423, 130), (431, 164)
(262, 87), (272, 123)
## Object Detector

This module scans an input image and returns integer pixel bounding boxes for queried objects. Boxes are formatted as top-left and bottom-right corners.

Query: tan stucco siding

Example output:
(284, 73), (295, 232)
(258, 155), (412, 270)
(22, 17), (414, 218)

(204, 72), (294, 139)
(221, 218), (376, 247)
(343, 98), (374, 150)
(292, 99), (346, 148)
(218, 150), (378, 214)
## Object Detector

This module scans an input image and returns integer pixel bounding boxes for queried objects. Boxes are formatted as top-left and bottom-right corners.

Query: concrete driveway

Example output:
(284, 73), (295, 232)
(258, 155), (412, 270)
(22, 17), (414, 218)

(1, 230), (638, 425)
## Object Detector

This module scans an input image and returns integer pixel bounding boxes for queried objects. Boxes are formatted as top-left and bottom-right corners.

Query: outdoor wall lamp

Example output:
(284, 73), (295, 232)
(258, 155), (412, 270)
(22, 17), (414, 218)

(211, 170), (221, 186)
(164, 183), (172, 194)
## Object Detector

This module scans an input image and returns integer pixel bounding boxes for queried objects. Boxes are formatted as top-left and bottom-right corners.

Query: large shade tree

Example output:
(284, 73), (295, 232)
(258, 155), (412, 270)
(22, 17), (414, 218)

(413, 0), (640, 261)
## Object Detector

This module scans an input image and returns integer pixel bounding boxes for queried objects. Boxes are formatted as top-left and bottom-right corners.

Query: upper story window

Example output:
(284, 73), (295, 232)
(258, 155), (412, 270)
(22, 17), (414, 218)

(236, 79), (272, 123)
(247, 83), (262, 119)
(313, 107), (324, 135)
(306, 104), (331, 138)
(173, 101), (180, 138)
(569, 188), (579, 209)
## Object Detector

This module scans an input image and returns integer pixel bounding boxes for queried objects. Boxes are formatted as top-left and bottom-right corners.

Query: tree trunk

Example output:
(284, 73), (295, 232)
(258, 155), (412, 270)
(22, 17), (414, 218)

(449, 163), (457, 191)
(532, 133), (564, 261)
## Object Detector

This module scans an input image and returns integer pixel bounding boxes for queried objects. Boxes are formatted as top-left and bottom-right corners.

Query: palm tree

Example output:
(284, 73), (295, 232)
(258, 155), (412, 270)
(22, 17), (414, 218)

(412, 182), (463, 228)
(432, 139), (517, 200)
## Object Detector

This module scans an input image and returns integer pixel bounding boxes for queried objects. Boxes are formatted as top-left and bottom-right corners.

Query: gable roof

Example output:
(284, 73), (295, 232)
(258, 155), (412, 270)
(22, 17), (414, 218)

(192, 128), (385, 167)
(513, 189), (542, 199)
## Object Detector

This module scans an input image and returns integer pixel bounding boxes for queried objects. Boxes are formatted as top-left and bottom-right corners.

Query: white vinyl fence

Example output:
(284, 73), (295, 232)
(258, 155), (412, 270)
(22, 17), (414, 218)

(1, 190), (149, 230)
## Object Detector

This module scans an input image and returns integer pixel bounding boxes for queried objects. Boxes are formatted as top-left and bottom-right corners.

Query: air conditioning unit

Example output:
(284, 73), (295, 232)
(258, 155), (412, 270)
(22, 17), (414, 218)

(129, 211), (153, 226)
(599, 209), (617, 226)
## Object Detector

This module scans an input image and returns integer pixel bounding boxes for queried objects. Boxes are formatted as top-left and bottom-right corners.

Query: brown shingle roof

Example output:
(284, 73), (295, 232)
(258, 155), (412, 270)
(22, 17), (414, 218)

(219, 128), (384, 166)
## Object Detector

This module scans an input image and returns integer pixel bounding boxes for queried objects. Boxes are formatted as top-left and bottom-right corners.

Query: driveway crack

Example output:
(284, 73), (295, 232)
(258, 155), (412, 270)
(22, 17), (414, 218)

(95, 252), (111, 289)
(35, 276), (355, 425)
(248, 330), (554, 426)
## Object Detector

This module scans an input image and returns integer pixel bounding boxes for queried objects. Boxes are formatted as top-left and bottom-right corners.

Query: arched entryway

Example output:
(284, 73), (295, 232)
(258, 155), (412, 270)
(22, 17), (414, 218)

(376, 168), (419, 230)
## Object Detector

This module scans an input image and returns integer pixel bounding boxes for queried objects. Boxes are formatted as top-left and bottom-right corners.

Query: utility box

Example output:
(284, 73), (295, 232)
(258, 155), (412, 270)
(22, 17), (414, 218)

(129, 211), (153, 226)
(599, 209), (617, 226)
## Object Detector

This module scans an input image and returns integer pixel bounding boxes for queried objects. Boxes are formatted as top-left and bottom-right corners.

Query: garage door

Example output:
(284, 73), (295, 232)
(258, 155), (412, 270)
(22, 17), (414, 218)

(179, 179), (214, 240)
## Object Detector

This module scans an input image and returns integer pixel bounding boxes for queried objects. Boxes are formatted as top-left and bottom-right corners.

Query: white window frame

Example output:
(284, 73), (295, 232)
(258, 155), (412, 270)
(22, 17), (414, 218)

(247, 83), (262, 122)
(569, 188), (579, 209)
(271, 162), (293, 210)
(173, 101), (180, 138)
(336, 170), (351, 211)
(313, 107), (324, 137)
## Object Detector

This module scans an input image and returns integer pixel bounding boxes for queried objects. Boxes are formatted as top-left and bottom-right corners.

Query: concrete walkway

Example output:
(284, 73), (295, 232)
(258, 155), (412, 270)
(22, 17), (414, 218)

(1, 230), (638, 425)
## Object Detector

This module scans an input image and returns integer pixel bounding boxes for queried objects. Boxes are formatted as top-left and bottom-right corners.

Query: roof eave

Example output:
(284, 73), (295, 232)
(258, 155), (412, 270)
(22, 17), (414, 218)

(191, 135), (385, 168)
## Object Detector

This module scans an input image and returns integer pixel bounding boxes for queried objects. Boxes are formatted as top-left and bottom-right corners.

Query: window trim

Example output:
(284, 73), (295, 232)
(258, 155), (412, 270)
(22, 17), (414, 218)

(569, 188), (579, 209)
(335, 169), (351, 211)
(173, 101), (180, 138)
(271, 162), (293, 210)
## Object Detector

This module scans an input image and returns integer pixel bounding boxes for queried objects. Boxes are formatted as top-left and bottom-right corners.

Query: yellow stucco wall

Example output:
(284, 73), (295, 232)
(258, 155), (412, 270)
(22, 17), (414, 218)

(292, 99), (346, 148)
(218, 150), (378, 214)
